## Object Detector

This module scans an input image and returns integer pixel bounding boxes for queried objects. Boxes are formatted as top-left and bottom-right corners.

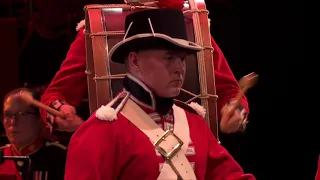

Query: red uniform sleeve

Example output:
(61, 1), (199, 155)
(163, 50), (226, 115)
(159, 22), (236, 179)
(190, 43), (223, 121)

(211, 36), (249, 119)
(205, 127), (256, 180)
(64, 114), (119, 180)
(316, 156), (320, 180)
(40, 28), (87, 120)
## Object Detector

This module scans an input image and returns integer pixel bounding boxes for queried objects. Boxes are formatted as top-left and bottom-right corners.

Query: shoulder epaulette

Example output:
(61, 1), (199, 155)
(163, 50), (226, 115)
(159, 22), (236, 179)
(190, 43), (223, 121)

(174, 100), (206, 118)
(76, 19), (85, 31)
(0, 144), (11, 150)
(45, 141), (67, 150)
(96, 91), (130, 121)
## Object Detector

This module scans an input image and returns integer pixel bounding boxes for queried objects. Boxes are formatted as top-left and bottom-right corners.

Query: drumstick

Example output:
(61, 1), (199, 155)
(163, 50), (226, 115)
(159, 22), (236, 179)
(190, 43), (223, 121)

(19, 90), (65, 119)
(227, 72), (259, 115)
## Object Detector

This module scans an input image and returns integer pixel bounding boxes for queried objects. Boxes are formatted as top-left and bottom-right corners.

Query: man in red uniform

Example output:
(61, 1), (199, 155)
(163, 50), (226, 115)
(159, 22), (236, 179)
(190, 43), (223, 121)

(40, 0), (249, 134)
(0, 88), (67, 180)
(65, 8), (255, 180)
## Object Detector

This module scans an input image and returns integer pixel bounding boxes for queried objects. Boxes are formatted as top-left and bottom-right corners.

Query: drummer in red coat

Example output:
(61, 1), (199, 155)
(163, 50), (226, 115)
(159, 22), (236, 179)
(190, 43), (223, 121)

(40, 0), (249, 134)
(65, 8), (255, 180)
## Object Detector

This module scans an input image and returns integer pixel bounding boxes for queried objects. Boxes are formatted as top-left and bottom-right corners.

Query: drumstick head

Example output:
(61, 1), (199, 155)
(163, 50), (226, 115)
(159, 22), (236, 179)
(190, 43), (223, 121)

(18, 90), (34, 104)
(239, 72), (259, 89)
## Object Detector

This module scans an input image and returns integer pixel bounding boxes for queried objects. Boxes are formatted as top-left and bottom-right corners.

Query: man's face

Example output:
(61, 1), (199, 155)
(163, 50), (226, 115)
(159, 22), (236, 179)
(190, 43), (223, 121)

(128, 49), (187, 98)
(2, 95), (41, 146)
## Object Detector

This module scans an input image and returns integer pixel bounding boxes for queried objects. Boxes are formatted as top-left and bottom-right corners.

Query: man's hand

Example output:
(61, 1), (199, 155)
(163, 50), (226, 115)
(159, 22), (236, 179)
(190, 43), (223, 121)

(54, 105), (84, 132)
(220, 100), (247, 134)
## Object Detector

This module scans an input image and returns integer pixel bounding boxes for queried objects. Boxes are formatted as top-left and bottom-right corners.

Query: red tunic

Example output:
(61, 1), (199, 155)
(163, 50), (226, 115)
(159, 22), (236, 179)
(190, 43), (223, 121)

(64, 102), (255, 180)
(316, 156), (320, 180)
(40, 28), (248, 121)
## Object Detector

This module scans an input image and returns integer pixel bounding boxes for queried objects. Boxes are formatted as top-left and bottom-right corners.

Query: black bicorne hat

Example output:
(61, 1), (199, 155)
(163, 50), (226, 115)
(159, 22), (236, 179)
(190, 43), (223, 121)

(109, 8), (203, 64)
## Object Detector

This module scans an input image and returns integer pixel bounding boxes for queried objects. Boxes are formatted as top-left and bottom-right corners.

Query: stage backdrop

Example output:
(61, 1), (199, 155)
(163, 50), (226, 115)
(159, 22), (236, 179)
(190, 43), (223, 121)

(0, 18), (19, 139)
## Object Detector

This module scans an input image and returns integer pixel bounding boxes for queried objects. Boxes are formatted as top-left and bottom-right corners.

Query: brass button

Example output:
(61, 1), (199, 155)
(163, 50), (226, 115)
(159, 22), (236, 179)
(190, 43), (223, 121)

(17, 160), (24, 167)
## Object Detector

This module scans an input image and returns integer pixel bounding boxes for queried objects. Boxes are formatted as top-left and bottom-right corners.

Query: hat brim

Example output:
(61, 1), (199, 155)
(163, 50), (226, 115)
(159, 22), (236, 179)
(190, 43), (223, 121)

(108, 33), (203, 64)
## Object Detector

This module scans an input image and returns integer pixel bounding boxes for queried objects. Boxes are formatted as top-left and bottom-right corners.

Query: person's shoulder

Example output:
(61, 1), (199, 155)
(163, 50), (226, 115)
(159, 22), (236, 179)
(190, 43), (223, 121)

(73, 19), (87, 40)
(68, 92), (131, 151)
(44, 140), (67, 152)
(173, 100), (206, 119)
(94, 91), (130, 122)
(30, 140), (67, 164)
(0, 144), (11, 151)
(76, 19), (85, 32)
(77, 91), (130, 132)
(69, 19), (86, 44)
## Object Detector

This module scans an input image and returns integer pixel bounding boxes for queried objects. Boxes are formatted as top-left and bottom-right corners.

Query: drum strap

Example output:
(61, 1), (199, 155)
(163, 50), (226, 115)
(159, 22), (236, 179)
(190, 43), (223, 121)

(121, 98), (197, 180)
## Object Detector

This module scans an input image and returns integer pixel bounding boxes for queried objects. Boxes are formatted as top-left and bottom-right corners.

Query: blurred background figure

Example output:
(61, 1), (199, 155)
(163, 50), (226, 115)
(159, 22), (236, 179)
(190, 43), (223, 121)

(0, 87), (66, 180)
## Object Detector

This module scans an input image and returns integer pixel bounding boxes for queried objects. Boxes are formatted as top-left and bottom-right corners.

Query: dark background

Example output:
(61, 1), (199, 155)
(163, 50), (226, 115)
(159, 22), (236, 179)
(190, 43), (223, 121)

(0, 0), (311, 179)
